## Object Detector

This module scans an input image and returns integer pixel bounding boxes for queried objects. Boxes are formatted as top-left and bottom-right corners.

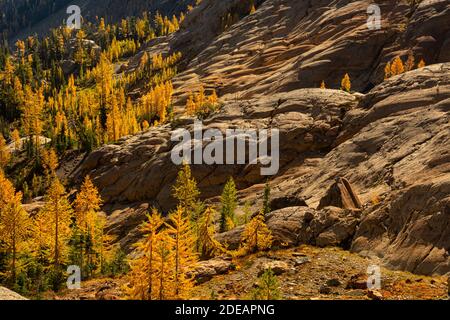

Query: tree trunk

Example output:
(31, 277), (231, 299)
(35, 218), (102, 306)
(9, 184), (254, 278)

(147, 238), (153, 300)
(159, 254), (164, 300)
(54, 198), (60, 268)
(12, 221), (16, 284)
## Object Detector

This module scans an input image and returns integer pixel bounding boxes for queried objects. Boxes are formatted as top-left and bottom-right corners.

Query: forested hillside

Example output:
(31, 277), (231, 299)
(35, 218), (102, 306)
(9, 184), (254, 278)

(0, 0), (194, 42)
(0, 0), (72, 37)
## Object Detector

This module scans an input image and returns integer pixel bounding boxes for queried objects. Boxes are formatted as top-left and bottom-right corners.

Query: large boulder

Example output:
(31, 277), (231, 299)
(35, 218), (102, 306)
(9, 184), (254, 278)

(257, 260), (290, 276)
(191, 257), (234, 284)
(317, 177), (362, 210)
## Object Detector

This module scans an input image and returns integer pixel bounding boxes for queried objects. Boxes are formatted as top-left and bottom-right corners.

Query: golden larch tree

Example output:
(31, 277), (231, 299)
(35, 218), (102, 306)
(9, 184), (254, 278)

(0, 134), (11, 169)
(126, 256), (149, 300)
(93, 53), (114, 123)
(153, 229), (175, 300)
(13, 76), (25, 105)
(38, 177), (73, 268)
(73, 175), (104, 275)
(185, 94), (196, 116)
(341, 73), (351, 92)
(172, 162), (200, 219)
(405, 53), (415, 72)
(126, 209), (164, 300)
(166, 206), (198, 299)
(240, 209), (273, 255)
(208, 89), (219, 105)
(11, 129), (21, 151)
(31, 206), (51, 266)
(197, 206), (225, 259)
(418, 59), (426, 68)
(1, 56), (15, 86)
(142, 120), (150, 130)
(390, 56), (405, 76)
(106, 94), (122, 142)
(21, 86), (44, 155)
(95, 217), (114, 274)
(220, 177), (237, 233)
(194, 86), (205, 110)
(384, 62), (391, 80)
(0, 170), (15, 207)
(0, 190), (31, 283)
(41, 148), (59, 178)
(140, 209), (164, 299)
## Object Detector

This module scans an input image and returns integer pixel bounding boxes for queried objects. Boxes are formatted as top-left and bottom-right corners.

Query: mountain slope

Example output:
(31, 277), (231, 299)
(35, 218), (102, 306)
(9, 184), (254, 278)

(72, 61), (450, 275)
(65, 0), (450, 277)
(0, 0), (194, 42)
(10, 0), (445, 280)
(170, 0), (450, 101)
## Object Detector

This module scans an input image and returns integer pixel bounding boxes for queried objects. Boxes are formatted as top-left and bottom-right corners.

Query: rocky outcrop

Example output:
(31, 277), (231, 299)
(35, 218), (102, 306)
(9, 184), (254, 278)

(0, 287), (27, 300)
(318, 177), (362, 210)
(71, 87), (356, 252)
(191, 257), (234, 284)
(269, 195), (308, 211)
(352, 180), (450, 275)
(73, 88), (356, 208)
(216, 206), (360, 250)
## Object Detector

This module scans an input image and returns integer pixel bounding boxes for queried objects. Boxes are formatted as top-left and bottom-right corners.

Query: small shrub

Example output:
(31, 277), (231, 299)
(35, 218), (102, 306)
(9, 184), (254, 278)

(250, 268), (281, 300)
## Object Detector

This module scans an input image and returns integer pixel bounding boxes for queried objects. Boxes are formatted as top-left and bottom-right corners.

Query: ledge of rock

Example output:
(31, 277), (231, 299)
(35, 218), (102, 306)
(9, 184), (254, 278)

(191, 257), (234, 284)
(0, 287), (27, 300)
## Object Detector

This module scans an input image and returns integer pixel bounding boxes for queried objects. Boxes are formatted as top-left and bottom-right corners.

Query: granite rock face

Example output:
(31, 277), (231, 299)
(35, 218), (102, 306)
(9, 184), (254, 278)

(74, 88), (358, 208)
